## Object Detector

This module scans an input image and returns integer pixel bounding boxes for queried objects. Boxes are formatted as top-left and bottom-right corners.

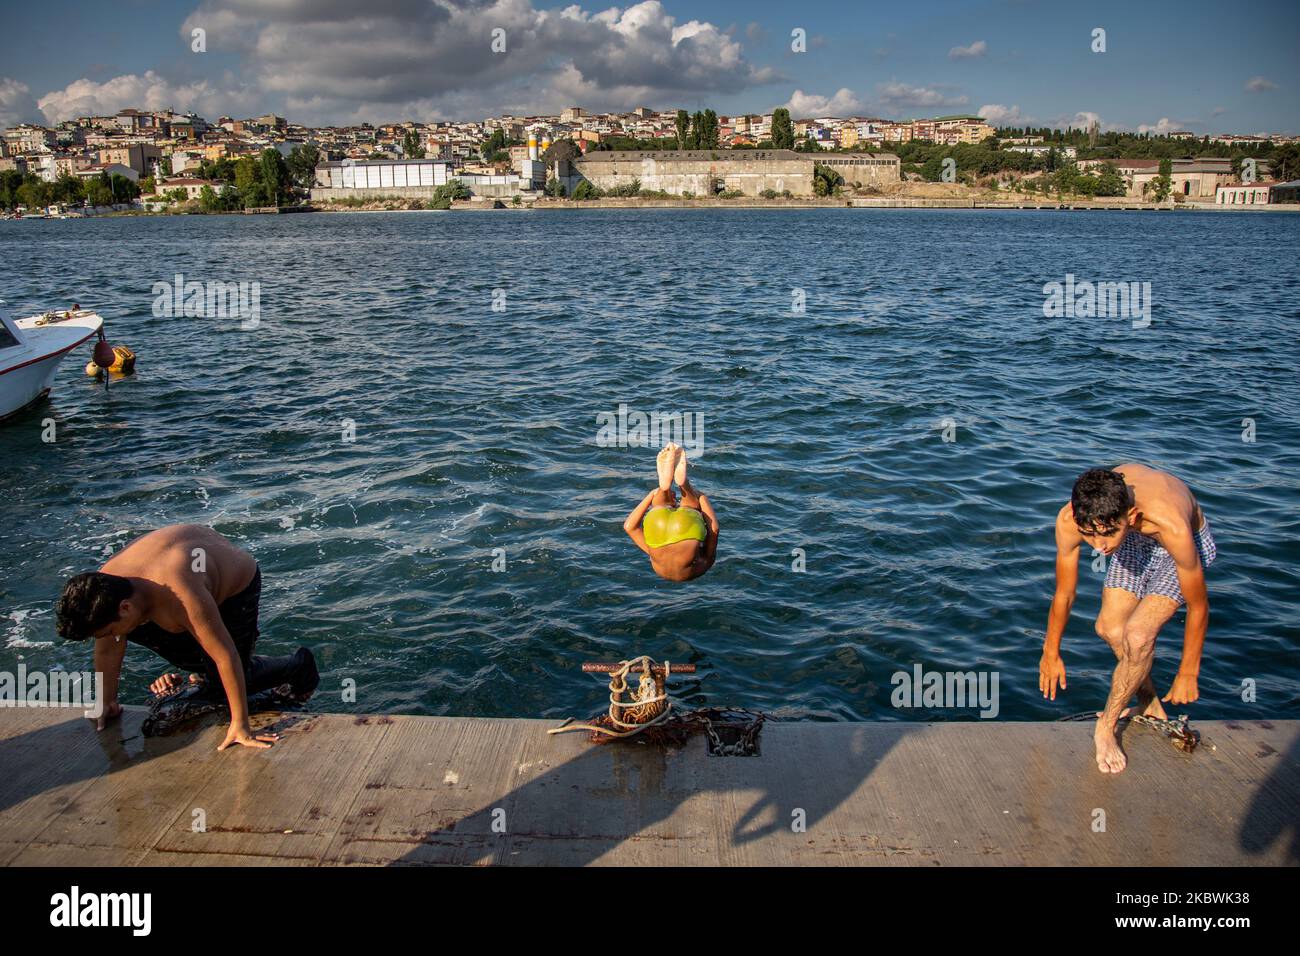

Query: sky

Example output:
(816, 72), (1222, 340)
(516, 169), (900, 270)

(1, 0), (1296, 133)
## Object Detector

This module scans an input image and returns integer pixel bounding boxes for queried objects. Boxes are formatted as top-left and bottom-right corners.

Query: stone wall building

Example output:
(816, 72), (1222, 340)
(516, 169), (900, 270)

(571, 149), (899, 197)
(572, 149), (810, 196)
(1124, 158), (1237, 200)
(1169, 158), (1235, 199)
(815, 153), (902, 188)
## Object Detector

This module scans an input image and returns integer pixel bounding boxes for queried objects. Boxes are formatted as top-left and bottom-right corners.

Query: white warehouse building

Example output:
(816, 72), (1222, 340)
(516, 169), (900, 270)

(312, 158), (453, 199)
(312, 157), (543, 201)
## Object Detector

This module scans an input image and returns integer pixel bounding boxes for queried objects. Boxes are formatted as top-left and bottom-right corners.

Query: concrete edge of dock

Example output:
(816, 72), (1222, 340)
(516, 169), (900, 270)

(1, 708), (1295, 866)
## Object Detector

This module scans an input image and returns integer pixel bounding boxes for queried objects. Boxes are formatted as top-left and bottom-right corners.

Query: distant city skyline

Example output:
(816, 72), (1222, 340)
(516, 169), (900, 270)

(2, 0), (1297, 134)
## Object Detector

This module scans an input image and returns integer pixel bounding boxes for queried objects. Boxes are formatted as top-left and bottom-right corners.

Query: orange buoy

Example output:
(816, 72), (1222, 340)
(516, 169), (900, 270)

(86, 344), (136, 376)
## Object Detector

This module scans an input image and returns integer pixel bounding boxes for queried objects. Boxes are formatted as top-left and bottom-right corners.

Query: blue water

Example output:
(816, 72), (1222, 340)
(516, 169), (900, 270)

(2, 208), (1298, 721)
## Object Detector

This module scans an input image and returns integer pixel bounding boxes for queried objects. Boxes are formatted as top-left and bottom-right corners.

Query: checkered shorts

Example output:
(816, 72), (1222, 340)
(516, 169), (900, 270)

(1104, 518), (1216, 604)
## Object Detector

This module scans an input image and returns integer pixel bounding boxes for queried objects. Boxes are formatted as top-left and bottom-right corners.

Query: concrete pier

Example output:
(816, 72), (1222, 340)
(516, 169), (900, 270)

(0, 708), (1295, 866)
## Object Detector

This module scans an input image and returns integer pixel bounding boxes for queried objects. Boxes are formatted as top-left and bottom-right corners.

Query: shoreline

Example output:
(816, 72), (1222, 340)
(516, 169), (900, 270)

(11, 198), (1298, 220)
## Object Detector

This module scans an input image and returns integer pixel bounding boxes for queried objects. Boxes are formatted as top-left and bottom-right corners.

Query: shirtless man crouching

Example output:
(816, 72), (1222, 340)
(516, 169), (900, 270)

(1039, 465), (1216, 773)
(55, 524), (319, 751)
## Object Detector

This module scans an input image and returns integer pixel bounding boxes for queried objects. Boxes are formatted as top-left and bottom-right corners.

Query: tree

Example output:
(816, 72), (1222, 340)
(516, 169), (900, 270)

(591, 134), (674, 151)
(920, 153), (947, 182)
(259, 148), (290, 205)
(812, 164), (843, 197)
(544, 177), (567, 197)
(1095, 162), (1126, 197)
(83, 178), (113, 207)
(700, 110), (720, 149)
(481, 128), (507, 161)
(434, 179), (470, 202)
(539, 138), (580, 167)
(234, 156), (261, 197)
(675, 110), (690, 149)
(572, 179), (600, 200)
(199, 184), (241, 212)
(402, 130), (424, 159)
(1269, 142), (1300, 182)
(110, 174), (141, 201)
(198, 157), (238, 183)
(1152, 158), (1173, 202)
(1051, 162), (1084, 196)
(52, 173), (85, 205)
(17, 178), (52, 209)
(771, 108), (794, 150)
(0, 170), (27, 209)
(287, 143), (321, 189)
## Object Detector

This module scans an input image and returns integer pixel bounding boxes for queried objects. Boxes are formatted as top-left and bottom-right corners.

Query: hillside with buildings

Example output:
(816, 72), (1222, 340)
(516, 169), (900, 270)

(2, 105), (1297, 215)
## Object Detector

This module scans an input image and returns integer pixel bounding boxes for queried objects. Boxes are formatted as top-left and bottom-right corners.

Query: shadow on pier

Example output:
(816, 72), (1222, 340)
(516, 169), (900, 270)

(392, 722), (909, 866)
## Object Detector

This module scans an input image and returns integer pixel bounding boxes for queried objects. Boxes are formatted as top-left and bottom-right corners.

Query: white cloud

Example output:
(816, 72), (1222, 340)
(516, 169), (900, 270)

(1245, 76), (1276, 93)
(0, 78), (41, 127)
(165, 0), (773, 123)
(978, 103), (1026, 126)
(36, 70), (257, 124)
(876, 81), (968, 113)
(948, 40), (987, 59)
(1137, 117), (1182, 135)
(782, 88), (862, 117)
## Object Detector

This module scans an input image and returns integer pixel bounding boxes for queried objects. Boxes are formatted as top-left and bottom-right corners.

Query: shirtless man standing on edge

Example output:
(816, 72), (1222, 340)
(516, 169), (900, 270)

(55, 524), (319, 751)
(1039, 465), (1216, 773)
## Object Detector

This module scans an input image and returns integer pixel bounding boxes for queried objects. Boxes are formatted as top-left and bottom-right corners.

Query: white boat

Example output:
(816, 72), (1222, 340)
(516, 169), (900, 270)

(0, 307), (104, 421)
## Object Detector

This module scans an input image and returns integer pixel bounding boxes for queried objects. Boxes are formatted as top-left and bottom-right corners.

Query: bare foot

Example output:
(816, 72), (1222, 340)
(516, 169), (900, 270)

(150, 672), (199, 697)
(655, 443), (678, 491)
(1094, 722), (1127, 773)
(674, 446), (688, 487)
(282, 683), (316, 704)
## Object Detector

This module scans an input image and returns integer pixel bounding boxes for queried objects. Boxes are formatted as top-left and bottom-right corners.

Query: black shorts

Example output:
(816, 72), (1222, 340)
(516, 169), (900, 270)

(128, 567), (261, 680)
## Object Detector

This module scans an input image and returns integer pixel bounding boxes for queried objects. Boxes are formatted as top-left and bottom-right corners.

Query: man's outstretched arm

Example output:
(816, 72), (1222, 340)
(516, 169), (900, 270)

(1040, 514), (1080, 699)
(91, 633), (126, 730)
(179, 587), (278, 751)
(623, 490), (657, 555)
(1165, 533), (1208, 706)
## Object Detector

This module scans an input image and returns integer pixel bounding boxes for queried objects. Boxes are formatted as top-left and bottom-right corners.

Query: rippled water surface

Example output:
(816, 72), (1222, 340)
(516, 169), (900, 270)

(2, 208), (1298, 720)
